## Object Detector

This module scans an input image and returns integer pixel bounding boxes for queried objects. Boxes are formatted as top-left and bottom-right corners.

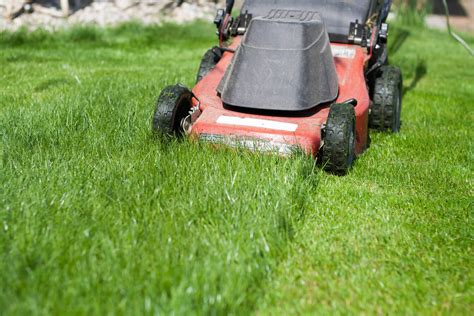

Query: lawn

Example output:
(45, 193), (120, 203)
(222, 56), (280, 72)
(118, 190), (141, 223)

(0, 22), (472, 315)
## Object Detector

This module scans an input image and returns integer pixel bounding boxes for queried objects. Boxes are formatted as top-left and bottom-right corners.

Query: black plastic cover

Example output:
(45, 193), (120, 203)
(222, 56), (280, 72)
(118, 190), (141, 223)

(219, 12), (338, 112)
(240, 0), (378, 43)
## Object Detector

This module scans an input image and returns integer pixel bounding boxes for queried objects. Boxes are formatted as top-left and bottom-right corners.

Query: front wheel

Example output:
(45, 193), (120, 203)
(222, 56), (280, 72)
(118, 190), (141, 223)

(321, 103), (356, 175)
(152, 84), (192, 136)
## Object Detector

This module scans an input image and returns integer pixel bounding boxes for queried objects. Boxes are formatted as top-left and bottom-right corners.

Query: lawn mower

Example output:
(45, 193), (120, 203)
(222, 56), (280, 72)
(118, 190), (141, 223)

(152, 0), (403, 175)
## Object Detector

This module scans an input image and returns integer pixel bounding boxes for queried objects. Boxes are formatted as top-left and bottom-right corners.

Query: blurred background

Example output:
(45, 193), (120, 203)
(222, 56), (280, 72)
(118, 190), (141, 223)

(0, 0), (472, 32)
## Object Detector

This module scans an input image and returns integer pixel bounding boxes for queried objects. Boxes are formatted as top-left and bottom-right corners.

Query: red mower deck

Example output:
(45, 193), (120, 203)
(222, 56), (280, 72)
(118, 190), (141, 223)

(191, 39), (371, 156)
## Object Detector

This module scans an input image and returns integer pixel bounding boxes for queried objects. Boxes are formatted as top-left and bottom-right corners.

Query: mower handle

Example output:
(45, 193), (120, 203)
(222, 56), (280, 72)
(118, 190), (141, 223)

(225, 0), (234, 15)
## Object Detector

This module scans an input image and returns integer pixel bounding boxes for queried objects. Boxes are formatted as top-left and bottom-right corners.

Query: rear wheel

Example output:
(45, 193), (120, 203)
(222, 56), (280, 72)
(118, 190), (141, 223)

(369, 65), (403, 132)
(321, 103), (356, 175)
(152, 84), (192, 136)
(196, 47), (222, 83)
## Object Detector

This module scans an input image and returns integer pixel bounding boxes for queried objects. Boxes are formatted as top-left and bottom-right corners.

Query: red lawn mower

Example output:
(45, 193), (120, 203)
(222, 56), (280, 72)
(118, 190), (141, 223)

(152, 0), (403, 175)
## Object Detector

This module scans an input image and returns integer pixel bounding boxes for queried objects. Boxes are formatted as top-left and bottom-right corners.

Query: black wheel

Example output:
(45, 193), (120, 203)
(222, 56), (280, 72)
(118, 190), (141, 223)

(196, 47), (222, 83)
(369, 65), (403, 133)
(152, 84), (192, 136)
(321, 103), (356, 175)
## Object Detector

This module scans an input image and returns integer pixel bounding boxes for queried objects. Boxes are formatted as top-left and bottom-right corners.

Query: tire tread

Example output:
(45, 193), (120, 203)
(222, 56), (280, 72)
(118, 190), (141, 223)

(153, 85), (192, 135)
(322, 103), (356, 175)
(370, 65), (402, 132)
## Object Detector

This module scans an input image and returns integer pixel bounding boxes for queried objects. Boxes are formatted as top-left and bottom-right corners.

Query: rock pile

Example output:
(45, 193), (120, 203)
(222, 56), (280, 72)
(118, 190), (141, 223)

(0, 0), (224, 31)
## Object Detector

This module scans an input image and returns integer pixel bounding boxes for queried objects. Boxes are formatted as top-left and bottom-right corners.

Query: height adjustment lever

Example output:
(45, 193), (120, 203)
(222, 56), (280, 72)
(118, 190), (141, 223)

(348, 20), (368, 47)
(214, 9), (225, 29)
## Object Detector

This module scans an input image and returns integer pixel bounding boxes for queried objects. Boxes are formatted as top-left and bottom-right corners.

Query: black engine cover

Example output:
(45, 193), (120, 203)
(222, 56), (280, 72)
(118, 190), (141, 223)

(218, 11), (339, 112)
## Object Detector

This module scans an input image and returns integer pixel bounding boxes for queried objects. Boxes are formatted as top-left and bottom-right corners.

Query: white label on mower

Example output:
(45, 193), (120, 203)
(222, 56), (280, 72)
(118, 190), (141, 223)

(216, 116), (298, 132)
(200, 134), (298, 155)
(331, 46), (356, 59)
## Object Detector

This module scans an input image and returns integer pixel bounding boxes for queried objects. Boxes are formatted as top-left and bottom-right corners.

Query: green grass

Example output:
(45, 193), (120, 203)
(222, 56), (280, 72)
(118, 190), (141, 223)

(1, 22), (473, 315)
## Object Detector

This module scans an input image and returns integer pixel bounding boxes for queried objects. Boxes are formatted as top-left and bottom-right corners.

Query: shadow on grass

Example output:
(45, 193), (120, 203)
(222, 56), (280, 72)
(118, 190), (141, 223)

(387, 27), (427, 96)
(389, 29), (411, 56)
(404, 60), (427, 96)
(34, 78), (73, 92)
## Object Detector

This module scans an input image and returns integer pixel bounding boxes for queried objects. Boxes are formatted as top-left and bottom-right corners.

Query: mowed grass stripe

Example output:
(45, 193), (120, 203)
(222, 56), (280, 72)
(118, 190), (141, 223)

(257, 26), (473, 314)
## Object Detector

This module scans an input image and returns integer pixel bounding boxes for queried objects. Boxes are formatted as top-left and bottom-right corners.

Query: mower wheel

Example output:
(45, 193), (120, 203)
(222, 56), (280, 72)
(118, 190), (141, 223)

(196, 47), (222, 83)
(370, 65), (403, 132)
(322, 103), (356, 175)
(152, 84), (192, 136)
